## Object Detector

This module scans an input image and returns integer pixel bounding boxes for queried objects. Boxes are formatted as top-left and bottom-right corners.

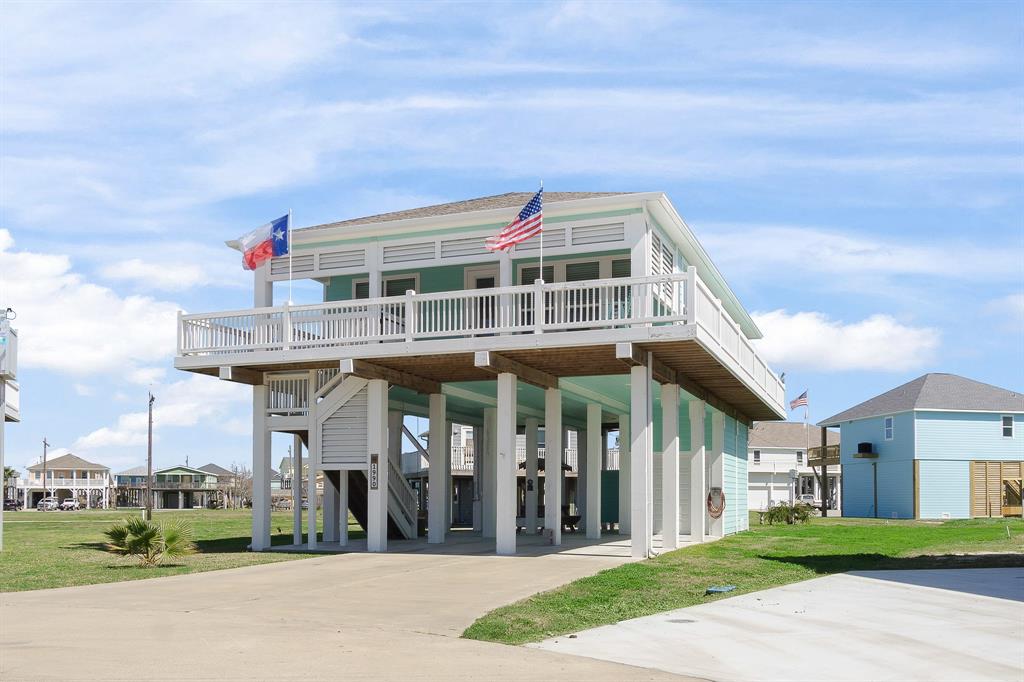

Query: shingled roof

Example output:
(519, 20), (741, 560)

(27, 453), (108, 471)
(198, 463), (233, 477)
(820, 373), (1024, 426)
(749, 422), (839, 449)
(300, 192), (632, 232)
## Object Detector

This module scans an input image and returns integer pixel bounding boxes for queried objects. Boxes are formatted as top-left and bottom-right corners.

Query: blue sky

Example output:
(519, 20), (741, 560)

(1, 0), (1021, 475)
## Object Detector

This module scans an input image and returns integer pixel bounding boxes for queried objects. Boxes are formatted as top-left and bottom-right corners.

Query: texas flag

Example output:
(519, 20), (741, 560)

(236, 215), (289, 270)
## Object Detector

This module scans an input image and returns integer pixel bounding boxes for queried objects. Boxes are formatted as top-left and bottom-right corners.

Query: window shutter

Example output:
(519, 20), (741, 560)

(520, 265), (553, 284)
(565, 261), (600, 282)
(611, 259), (631, 278)
(354, 281), (369, 299)
(384, 277), (416, 297)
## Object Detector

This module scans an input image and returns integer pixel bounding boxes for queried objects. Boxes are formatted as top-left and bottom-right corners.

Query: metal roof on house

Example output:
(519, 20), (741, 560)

(299, 192), (631, 232)
(749, 422), (839, 449)
(820, 373), (1024, 426)
(198, 463), (233, 476)
(27, 453), (108, 471)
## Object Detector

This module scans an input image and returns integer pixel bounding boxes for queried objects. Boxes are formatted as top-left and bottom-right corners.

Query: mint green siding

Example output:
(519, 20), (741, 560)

(916, 412), (1024, 461)
(325, 263), (472, 301)
(917, 460), (971, 519)
(723, 416), (748, 534)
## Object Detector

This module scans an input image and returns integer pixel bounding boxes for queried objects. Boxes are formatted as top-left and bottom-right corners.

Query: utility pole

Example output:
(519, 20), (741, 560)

(41, 437), (49, 502)
(145, 392), (154, 521)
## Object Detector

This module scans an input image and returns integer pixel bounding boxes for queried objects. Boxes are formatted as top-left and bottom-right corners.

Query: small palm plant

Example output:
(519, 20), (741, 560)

(104, 516), (197, 567)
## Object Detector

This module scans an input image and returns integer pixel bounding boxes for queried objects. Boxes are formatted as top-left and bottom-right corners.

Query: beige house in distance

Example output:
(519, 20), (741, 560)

(747, 422), (840, 511)
(20, 453), (113, 508)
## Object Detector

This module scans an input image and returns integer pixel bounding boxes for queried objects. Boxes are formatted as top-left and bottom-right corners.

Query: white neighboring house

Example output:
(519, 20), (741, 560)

(748, 422), (841, 511)
(19, 453), (113, 509)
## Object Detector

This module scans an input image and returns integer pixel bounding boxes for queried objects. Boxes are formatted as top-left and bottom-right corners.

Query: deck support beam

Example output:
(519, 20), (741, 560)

(428, 393), (448, 544)
(482, 408), (497, 538)
(689, 399), (706, 541)
(251, 384), (271, 551)
(524, 417), (540, 535)
(292, 434), (303, 545)
(618, 413), (630, 534)
(661, 383), (680, 550)
(585, 403), (602, 540)
(340, 359), (441, 395)
(630, 360), (653, 559)
(495, 372), (517, 555)
(307, 437), (318, 550)
(366, 378), (389, 552)
(544, 388), (562, 546)
(474, 351), (558, 390)
(323, 470), (338, 543)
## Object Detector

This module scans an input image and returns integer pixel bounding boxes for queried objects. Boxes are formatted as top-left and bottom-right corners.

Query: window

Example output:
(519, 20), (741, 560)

(353, 275), (419, 299)
(753, 450), (761, 464)
(884, 416), (894, 441)
(1003, 415), (1014, 438)
(796, 450), (803, 464)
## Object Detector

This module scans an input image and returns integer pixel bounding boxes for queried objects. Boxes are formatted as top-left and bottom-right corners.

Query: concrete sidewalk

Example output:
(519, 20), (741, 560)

(533, 567), (1024, 682)
(1, 546), (686, 681)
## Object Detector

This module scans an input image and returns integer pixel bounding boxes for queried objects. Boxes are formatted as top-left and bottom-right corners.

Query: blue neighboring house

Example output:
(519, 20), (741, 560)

(820, 373), (1023, 520)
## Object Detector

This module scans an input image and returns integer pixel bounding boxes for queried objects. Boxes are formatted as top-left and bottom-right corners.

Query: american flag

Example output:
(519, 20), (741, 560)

(790, 390), (808, 411)
(486, 189), (543, 252)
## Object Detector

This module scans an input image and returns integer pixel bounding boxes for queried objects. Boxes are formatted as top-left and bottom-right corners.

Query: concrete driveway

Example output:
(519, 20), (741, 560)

(533, 567), (1024, 682)
(1, 540), (686, 681)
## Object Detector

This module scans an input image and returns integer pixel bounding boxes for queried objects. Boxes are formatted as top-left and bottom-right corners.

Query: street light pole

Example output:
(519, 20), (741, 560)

(145, 392), (154, 521)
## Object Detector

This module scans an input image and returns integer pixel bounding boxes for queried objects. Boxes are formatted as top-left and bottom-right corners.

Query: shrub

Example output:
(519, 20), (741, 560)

(763, 502), (814, 525)
(104, 516), (197, 566)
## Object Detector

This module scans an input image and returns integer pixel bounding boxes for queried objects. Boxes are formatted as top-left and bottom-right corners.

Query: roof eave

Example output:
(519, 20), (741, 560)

(289, 192), (663, 246)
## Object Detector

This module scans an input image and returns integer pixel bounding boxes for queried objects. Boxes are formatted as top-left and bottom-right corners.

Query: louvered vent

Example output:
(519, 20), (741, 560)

(382, 241), (435, 264)
(321, 385), (368, 468)
(318, 249), (365, 271)
(271, 254), (314, 276)
(440, 235), (489, 258)
(572, 222), (624, 245)
(516, 228), (565, 251)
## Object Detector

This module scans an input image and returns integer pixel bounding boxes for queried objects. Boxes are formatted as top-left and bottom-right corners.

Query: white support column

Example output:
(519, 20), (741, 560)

(661, 384), (680, 550)
(366, 379), (389, 552)
(323, 470), (338, 543)
(578, 428), (587, 528)
(471, 424), (482, 532)
(689, 400), (706, 542)
(338, 471), (349, 546)
(524, 417), (539, 535)
(630, 364), (652, 559)
(482, 407), (497, 538)
(307, 444), (318, 550)
(618, 414), (630, 534)
(544, 388), (562, 545)
(586, 403), (602, 540)
(495, 373), (517, 555)
(444, 419), (453, 532)
(709, 410), (725, 538)
(428, 393), (448, 544)
(388, 411), (403, 471)
(292, 434), (303, 545)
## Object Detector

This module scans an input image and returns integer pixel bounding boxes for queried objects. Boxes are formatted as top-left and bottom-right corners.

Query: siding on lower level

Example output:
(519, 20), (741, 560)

(917, 459), (970, 519)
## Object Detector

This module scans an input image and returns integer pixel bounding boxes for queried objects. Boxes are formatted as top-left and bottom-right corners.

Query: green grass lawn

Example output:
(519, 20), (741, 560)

(463, 515), (1024, 645)
(0, 508), (365, 592)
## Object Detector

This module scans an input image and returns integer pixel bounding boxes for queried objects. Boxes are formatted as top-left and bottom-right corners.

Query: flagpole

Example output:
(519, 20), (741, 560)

(287, 208), (293, 305)
(538, 179), (544, 282)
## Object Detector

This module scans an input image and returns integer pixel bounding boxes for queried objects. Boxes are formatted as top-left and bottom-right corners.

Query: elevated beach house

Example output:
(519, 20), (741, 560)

(820, 373), (1023, 519)
(174, 192), (786, 556)
(747, 422), (841, 512)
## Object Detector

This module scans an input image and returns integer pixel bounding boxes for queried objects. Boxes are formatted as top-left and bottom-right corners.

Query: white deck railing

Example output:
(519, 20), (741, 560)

(179, 270), (784, 413)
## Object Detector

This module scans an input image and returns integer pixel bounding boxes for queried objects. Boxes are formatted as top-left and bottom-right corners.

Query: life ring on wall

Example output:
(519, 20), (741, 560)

(707, 487), (726, 519)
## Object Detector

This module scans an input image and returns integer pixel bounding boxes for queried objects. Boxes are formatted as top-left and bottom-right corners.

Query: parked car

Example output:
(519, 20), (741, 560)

(36, 496), (59, 511)
(3, 499), (20, 511)
(60, 498), (81, 511)
(798, 494), (820, 506)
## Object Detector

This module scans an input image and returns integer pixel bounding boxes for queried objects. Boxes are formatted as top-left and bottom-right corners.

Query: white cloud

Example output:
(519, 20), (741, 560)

(0, 229), (180, 376)
(72, 383), (95, 397)
(73, 374), (249, 451)
(699, 224), (1022, 283)
(752, 309), (940, 372)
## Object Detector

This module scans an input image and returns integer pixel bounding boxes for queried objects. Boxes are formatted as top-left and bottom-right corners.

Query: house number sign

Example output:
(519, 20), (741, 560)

(369, 454), (379, 490)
